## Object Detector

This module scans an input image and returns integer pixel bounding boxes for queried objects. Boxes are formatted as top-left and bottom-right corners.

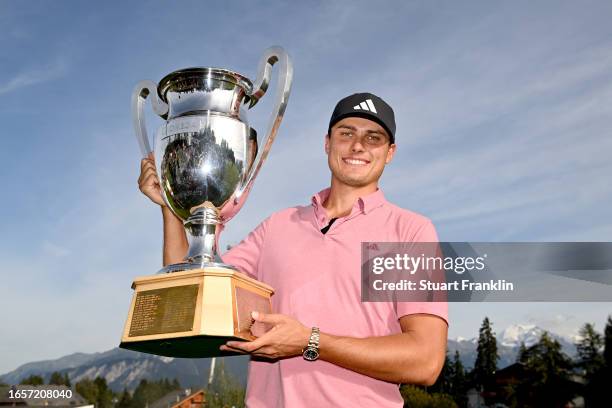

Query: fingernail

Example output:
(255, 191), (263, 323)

(251, 311), (259, 319)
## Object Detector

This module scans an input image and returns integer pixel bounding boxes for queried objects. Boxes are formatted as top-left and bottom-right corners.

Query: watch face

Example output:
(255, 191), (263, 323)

(303, 348), (319, 361)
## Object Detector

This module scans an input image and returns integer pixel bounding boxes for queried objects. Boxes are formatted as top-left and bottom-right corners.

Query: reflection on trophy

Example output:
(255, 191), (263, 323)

(120, 47), (292, 357)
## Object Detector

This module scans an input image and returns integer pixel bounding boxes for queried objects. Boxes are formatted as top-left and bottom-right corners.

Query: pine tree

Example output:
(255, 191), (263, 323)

(93, 377), (113, 408)
(517, 341), (528, 364)
(131, 378), (181, 408)
(207, 358), (246, 408)
(604, 315), (612, 370)
(472, 317), (498, 391)
(576, 323), (604, 379)
(20, 375), (44, 385)
(515, 332), (574, 407)
(49, 371), (70, 386)
(450, 351), (467, 407)
(577, 317), (612, 407)
(75, 378), (98, 405)
(116, 388), (133, 408)
(131, 379), (148, 408)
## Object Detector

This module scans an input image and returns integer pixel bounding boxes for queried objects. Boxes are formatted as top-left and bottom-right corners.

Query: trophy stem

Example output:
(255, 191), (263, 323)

(184, 207), (223, 265)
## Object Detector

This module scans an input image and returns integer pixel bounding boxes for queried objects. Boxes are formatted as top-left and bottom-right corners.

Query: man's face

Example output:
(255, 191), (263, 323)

(325, 116), (396, 188)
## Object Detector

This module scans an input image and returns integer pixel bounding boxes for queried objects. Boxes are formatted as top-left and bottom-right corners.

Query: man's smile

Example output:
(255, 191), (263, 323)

(342, 157), (370, 166)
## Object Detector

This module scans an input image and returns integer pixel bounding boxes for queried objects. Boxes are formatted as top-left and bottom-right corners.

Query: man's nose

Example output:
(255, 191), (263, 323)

(350, 136), (366, 152)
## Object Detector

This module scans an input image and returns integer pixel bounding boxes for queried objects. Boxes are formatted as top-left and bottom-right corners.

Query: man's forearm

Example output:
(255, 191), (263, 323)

(223, 313), (447, 385)
(318, 326), (446, 385)
(162, 207), (188, 266)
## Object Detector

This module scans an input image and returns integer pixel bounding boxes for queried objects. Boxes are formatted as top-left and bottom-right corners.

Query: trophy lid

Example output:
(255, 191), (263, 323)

(158, 67), (253, 103)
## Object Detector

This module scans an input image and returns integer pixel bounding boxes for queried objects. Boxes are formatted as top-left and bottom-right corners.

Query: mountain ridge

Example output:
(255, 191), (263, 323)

(1, 324), (578, 390)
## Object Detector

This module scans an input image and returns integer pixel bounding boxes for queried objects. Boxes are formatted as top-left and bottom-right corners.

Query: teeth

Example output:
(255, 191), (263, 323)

(344, 159), (368, 165)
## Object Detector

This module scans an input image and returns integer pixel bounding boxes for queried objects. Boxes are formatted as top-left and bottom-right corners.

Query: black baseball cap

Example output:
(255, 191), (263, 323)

(328, 92), (396, 144)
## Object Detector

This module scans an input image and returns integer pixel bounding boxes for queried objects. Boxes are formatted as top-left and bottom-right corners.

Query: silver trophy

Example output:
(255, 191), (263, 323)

(120, 47), (292, 357)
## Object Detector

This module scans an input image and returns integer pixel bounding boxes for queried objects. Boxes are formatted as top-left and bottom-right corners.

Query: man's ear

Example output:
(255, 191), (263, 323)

(325, 134), (330, 154)
(385, 144), (397, 164)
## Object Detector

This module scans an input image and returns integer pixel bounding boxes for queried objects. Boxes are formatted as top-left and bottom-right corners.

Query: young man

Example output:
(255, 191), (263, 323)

(138, 93), (448, 407)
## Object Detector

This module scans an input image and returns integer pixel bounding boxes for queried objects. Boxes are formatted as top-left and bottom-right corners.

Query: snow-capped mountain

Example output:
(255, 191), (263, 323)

(497, 323), (577, 354)
(447, 324), (577, 369)
(498, 324), (543, 348)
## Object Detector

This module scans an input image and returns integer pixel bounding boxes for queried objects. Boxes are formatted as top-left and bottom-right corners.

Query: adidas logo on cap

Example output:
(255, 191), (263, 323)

(353, 98), (377, 113)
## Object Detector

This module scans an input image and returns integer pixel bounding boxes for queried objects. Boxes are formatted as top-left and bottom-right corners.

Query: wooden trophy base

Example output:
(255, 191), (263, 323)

(119, 267), (273, 358)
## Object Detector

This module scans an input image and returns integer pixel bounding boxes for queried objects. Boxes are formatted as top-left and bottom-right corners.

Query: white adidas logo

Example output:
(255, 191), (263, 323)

(353, 98), (377, 113)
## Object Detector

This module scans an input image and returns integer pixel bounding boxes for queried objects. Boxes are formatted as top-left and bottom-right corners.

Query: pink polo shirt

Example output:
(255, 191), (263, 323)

(222, 188), (448, 408)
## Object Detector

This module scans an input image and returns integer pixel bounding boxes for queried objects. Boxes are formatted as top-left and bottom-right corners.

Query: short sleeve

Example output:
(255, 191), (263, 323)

(395, 220), (449, 325)
(220, 216), (271, 280)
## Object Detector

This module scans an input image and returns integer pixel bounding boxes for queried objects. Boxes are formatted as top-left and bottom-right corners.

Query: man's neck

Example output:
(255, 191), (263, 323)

(322, 181), (378, 219)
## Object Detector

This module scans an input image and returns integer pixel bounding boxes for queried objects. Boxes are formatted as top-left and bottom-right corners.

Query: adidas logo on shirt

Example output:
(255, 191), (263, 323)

(353, 98), (377, 113)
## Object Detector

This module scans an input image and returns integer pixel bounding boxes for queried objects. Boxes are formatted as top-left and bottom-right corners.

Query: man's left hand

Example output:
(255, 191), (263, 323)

(220, 311), (311, 360)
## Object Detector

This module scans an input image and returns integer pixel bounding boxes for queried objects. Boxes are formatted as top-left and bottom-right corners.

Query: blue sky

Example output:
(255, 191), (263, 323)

(1, 0), (612, 373)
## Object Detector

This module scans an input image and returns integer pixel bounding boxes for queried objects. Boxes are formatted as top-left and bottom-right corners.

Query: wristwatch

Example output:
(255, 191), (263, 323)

(302, 327), (320, 361)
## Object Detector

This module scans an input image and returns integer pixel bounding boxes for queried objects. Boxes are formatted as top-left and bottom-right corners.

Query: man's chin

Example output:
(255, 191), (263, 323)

(336, 176), (372, 188)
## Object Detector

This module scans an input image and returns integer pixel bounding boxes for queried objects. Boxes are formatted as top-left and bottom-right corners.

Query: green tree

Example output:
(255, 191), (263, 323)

(472, 317), (498, 393)
(514, 332), (575, 407)
(76, 377), (113, 408)
(576, 323), (604, 379)
(131, 378), (182, 408)
(516, 341), (528, 364)
(94, 377), (113, 408)
(207, 358), (246, 408)
(579, 318), (611, 408)
(20, 374), (44, 385)
(116, 388), (133, 408)
(604, 315), (612, 370)
(48, 371), (71, 387)
(75, 378), (98, 404)
(449, 351), (468, 407)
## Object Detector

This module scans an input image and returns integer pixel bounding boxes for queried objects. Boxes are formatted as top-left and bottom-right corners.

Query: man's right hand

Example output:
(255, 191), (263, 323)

(138, 153), (188, 265)
(138, 152), (166, 207)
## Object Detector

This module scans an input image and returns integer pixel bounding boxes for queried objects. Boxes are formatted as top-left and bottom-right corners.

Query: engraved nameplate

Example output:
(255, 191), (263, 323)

(129, 284), (199, 337)
(235, 286), (271, 337)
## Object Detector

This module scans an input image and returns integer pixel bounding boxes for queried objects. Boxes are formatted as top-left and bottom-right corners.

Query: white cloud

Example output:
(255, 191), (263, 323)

(0, 59), (67, 95)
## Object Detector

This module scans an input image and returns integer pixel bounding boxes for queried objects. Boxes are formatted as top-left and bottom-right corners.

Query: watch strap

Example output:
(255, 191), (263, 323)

(307, 327), (320, 348)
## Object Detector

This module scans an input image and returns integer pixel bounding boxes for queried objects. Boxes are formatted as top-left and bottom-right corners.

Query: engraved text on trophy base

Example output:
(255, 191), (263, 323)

(128, 285), (199, 337)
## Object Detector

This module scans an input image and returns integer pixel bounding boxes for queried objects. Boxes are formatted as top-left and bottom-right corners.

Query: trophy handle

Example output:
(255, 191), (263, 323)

(131, 80), (169, 158)
(235, 46), (293, 200)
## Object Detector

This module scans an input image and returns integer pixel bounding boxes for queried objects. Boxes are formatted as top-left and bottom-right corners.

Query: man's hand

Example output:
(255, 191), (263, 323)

(220, 311), (310, 360)
(138, 152), (188, 265)
(138, 152), (165, 206)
